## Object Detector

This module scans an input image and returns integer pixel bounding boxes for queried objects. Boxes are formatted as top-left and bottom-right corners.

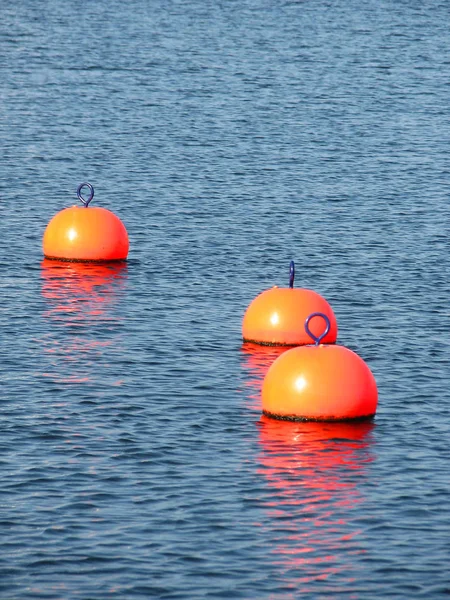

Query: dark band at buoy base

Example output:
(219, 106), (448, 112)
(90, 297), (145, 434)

(261, 409), (376, 423)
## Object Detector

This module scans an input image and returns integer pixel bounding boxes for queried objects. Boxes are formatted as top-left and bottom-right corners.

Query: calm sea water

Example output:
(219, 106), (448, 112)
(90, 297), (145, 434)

(1, 0), (449, 598)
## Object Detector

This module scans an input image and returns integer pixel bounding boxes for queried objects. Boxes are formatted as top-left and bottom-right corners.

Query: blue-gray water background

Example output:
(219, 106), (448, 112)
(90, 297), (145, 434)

(1, 0), (449, 598)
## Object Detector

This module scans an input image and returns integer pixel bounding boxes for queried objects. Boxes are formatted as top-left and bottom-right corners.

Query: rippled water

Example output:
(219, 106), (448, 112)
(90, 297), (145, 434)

(1, 0), (449, 598)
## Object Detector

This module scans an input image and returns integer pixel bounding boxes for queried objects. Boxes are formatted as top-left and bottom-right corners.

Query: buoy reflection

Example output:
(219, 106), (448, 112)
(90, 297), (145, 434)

(241, 342), (288, 411)
(257, 416), (375, 593)
(41, 259), (128, 323)
(241, 342), (375, 592)
(40, 259), (127, 384)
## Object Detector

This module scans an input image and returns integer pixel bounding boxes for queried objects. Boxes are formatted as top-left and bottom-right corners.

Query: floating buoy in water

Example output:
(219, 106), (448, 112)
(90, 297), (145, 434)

(43, 183), (129, 262)
(242, 261), (337, 346)
(262, 312), (378, 421)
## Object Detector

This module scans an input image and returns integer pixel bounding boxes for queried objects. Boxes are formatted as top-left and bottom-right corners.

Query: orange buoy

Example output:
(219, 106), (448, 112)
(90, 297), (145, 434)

(262, 313), (377, 421)
(43, 183), (129, 262)
(242, 261), (337, 346)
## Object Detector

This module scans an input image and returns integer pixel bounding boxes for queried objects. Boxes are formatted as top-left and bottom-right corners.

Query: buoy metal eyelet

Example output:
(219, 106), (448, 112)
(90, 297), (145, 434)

(289, 260), (295, 289)
(305, 312), (330, 345)
(77, 182), (95, 207)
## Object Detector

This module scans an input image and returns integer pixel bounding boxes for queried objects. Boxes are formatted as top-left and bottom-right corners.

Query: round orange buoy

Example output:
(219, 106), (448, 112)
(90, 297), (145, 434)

(242, 261), (337, 346)
(262, 313), (378, 421)
(43, 183), (129, 262)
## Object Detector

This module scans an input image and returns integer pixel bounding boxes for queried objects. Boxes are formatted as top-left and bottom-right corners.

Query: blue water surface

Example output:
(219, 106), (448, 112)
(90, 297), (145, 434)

(1, 0), (449, 598)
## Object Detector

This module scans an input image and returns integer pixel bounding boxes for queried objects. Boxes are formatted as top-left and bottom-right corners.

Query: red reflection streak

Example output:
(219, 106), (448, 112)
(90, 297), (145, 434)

(40, 259), (127, 384)
(241, 342), (288, 411)
(41, 259), (127, 322)
(258, 416), (374, 590)
(241, 343), (375, 593)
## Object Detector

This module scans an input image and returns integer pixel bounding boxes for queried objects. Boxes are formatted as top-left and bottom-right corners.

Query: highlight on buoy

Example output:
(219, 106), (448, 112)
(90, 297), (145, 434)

(242, 261), (337, 346)
(262, 312), (378, 422)
(43, 183), (129, 262)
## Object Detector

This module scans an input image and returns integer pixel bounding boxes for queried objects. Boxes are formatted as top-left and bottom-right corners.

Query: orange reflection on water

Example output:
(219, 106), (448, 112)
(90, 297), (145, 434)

(241, 342), (375, 594)
(257, 415), (374, 594)
(41, 259), (128, 323)
(40, 259), (128, 385)
(240, 342), (288, 411)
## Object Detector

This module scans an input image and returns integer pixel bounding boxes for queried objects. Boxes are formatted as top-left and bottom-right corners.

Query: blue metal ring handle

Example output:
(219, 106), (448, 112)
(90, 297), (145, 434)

(305, 312), (330, 345)
(289, 260), (295, 289)
(77, 182), (95, 207)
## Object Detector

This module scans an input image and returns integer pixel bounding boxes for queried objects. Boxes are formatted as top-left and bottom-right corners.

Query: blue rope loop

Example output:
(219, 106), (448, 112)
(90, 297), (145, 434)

(77, 182), (95, 207)
(305, 312), (331, 345)
(289, 260), (295, 288)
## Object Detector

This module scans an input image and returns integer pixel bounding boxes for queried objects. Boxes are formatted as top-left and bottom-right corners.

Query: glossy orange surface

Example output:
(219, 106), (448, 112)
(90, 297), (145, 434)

(242, 287), (337, 346)
(43, 206), (129, 261)
(262, 344), (377, 421)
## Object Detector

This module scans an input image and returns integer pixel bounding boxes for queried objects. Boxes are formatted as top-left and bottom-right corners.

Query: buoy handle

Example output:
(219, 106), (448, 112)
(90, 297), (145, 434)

(305, 312), (330, 345)
(77, 182), (95, 207)
(289, 260), (295, 288)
